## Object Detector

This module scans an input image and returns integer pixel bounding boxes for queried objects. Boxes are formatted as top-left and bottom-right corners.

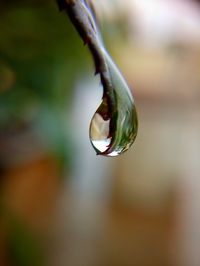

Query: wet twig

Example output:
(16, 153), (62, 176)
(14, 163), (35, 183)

(55, 0), (106, 74)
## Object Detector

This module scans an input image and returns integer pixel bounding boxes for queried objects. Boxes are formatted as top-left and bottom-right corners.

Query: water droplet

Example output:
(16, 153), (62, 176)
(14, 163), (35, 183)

(89, 51), (138, 157)
(57, 0), (138, 157)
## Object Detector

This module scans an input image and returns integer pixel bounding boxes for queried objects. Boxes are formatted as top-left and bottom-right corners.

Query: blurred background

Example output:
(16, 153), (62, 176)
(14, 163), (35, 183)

(0, 0), (200, 265)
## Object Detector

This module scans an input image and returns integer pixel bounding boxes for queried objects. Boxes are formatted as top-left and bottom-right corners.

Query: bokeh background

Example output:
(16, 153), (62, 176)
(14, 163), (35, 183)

(0, 0), (200, 265)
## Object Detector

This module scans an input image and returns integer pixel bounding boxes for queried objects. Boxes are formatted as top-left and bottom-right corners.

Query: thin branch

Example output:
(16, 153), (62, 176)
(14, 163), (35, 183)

(56, 0), (106, 74)
(55, 0), (116, 115)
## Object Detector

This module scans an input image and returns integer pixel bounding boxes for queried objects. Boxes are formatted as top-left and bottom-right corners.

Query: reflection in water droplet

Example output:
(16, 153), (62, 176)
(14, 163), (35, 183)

(90, 112), (111, 153)
(90, 51), (138, 157)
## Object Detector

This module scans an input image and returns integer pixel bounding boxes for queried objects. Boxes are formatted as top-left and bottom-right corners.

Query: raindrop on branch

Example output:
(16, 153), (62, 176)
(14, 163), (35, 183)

(57, 0), (138, 157)
(90, 50), (138, 156)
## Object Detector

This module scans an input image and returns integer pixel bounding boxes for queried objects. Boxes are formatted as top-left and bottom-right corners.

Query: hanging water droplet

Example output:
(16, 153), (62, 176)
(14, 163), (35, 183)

(89, 51), (138, 157)
(57, 0), (138, 157)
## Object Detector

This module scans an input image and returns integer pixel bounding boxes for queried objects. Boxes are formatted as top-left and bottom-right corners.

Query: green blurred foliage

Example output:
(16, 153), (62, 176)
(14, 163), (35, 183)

(0, 0), (90, 166)
(8, 217), (44, 266)
(0, 1), (91, 264)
